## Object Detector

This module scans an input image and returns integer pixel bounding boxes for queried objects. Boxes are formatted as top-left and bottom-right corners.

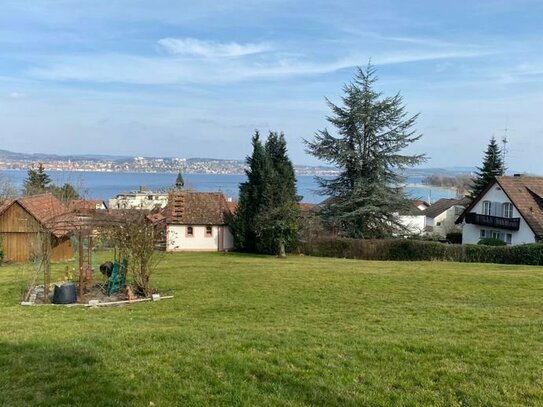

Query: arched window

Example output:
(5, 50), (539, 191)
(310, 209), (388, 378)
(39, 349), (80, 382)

(186, 226), (194, 237)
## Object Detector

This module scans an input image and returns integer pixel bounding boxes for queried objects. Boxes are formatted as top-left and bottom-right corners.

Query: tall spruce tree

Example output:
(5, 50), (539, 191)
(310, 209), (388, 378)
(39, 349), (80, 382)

(23, 163), (52, 196)
(233, 131), (299, 254)
(305, 63), (426, 238)
(469, 136), (505, 199)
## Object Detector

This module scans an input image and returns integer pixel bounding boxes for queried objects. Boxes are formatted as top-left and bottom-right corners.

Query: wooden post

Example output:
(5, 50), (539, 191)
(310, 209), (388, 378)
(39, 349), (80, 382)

(42, 231), (52, 303)
(78, 230), (84, 303)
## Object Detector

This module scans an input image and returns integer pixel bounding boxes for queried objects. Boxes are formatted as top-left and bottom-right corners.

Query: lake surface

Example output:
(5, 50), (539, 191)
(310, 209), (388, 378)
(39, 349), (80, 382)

(0, 170), (455, 204)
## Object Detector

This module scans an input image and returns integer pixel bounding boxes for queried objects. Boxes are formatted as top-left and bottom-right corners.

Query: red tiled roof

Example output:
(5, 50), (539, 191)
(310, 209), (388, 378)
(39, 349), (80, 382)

(164, 192), (233, 225)
(69, 199), (107, 211)
(459, 176), (543, 238)
(226, 200), (238, 215)
(497, 177), (543, 237)
(0, 194), (70, 237)
(299, 202), (317, 212)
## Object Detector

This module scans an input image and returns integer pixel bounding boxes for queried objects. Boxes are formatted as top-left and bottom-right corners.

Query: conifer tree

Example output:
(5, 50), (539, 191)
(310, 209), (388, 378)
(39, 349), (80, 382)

(23, 163), (52, 196)
(305, 63), (426, 238)
(232, 132), (271, 252)
(469, 136), (505, 199)
(255, 132), (300, 255)
(233, 131), (299, 254)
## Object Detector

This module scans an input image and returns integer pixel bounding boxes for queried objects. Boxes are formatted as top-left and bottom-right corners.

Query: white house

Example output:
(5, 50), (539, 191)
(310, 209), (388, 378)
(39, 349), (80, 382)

(422, 197), (470, 237)
(109, 186), (168, 210)
(456, 175), (543, 245)
(398, 200), (429, 236)
(163, 192), (234, 252)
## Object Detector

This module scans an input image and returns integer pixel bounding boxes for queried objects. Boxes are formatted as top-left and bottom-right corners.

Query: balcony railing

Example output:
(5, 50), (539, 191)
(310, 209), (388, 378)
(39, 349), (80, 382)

(465, 212), (520, 231)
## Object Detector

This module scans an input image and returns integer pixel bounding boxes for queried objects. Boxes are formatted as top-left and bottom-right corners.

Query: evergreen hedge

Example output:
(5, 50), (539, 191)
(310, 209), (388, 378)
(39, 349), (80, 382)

(299, 237), (543, 266)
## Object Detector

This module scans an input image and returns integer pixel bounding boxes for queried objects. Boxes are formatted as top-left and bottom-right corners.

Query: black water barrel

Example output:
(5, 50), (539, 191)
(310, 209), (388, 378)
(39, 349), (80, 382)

(52, 283), (77, 304)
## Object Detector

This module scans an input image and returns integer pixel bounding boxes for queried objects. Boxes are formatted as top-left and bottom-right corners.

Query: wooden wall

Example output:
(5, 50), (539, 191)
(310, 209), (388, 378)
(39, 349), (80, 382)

(0, 202), (74, 262)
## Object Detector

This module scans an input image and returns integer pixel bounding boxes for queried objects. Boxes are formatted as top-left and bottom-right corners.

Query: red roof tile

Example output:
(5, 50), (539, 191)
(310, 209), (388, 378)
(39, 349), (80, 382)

(0, 194), (70, 237)
(164, 192), (233, 225)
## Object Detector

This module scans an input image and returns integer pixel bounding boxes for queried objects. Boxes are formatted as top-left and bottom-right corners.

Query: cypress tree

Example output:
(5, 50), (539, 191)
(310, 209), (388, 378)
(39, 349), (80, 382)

(305, 63), (426, 238)
(233, 131), (300, 255)
(232, 131), (272, 252)
(469, 136), (505, 199)
(255, 132), (300, 255)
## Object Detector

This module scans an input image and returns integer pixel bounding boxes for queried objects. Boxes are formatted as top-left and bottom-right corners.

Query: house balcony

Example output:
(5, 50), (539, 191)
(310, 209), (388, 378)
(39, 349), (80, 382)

(465, 212), (520, 231)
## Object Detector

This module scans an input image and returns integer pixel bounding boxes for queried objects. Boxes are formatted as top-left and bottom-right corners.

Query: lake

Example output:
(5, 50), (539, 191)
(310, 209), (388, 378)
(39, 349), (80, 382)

(0, 170), (456, 204)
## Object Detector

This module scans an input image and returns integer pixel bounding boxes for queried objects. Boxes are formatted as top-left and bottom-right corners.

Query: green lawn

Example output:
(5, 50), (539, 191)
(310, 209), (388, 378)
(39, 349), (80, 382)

(1, 253), (543, 406)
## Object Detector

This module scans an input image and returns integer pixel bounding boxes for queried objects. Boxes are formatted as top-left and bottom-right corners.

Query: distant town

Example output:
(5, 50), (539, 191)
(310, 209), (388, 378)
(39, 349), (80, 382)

(0, 149), (338, 176)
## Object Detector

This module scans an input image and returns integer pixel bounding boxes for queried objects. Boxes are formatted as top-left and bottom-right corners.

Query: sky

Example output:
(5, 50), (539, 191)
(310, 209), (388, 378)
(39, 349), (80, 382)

(1, 0), (542, 171)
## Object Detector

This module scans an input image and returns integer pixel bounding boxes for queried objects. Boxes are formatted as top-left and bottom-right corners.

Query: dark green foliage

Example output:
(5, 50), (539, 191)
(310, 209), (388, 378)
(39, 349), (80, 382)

(23, 163), (51, 196)
(255, 132), (300, 254)
(305, 63), (426, 238)
(233, 132), (270, 252)
(477, 237), (506, 246)
(446, 232), (463, 244)
(469, 136), (505, 199)
(233, 131), (300, 254)
(301, 237), (543, 266)
(50, 183), (81, 202)
(22, 163), (80, 202)
(300, 237), (458, 261)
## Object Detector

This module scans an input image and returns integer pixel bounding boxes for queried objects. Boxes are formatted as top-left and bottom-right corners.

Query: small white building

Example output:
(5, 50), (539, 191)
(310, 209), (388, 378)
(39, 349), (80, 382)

(457, 175), (543, 245)
(163, 192), (234, 252)
(422, 197), (470, 237)
(397, 200), (430, 236)
(109, 186), (168, 210)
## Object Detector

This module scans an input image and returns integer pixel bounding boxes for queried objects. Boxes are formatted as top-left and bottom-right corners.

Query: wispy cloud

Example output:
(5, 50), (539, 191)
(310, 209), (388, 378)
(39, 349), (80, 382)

(157, 37), (272, 58)
(7, 91), (25, 99)
(25, 40), (491, 86)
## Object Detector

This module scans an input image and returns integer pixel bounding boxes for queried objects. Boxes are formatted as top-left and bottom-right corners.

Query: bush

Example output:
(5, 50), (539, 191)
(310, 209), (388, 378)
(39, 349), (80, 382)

(300, 237), (462, 262)
(300, 236), (543, 266)
(478, 237), (506, 246)
(446, 232), (463, 244)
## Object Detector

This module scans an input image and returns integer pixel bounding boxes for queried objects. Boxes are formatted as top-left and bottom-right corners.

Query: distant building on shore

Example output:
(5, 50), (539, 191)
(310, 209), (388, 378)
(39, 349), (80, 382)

(108, 186), (168, 210)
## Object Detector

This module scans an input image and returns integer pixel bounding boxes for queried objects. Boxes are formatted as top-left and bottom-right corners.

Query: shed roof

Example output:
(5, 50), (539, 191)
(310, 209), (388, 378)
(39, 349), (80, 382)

(0, 194), (70, 237)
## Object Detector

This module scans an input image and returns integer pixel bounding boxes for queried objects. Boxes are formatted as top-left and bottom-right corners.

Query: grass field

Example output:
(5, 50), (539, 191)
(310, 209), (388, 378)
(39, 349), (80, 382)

(1, 252), (543, 406)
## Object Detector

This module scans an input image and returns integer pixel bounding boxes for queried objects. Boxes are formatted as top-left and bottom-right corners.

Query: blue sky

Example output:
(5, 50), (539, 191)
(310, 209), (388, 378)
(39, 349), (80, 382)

(1, 0), (542, 171)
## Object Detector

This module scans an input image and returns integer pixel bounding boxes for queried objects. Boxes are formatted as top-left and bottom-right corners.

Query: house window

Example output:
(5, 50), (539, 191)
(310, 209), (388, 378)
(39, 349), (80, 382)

(186, 226), (194, 237)
(482, 201), (491, 216)
(502, 202), (513, 218)
(506, 233), (512, 244)
(480, 229), (486, 238)
(205, 226), (213, 237)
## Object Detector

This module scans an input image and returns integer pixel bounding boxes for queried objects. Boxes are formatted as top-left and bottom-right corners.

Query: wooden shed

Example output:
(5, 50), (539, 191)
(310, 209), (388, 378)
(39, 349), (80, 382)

(0, 194), (74, 262)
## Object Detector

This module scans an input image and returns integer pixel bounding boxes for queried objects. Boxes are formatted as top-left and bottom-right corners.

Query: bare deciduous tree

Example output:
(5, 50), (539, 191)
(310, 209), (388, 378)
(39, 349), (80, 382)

(106, 212), (163, 296)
